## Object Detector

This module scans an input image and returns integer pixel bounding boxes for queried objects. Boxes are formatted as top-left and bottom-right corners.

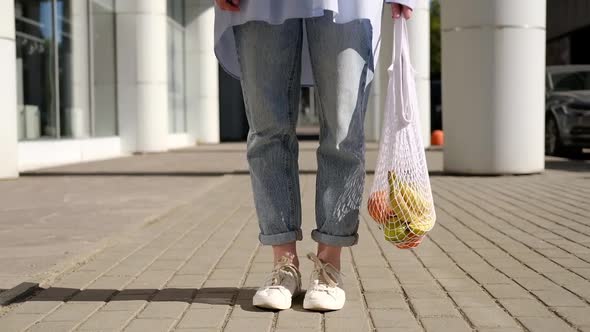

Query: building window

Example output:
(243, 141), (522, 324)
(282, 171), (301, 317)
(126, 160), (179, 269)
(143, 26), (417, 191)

(167, 0), (187, 133)
(90, 0), (117, 136)
(14, 0), (117, 141)
(15, 0), (59, 139)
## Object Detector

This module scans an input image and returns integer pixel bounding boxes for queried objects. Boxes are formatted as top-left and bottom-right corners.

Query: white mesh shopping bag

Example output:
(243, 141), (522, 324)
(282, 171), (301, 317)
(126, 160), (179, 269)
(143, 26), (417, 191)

(367, 18), (436, 249)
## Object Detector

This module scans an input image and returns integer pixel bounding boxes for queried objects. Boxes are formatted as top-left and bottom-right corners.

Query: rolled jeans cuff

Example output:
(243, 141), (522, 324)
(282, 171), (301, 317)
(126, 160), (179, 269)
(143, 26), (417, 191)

(259, 229), (303, 246)
(311, 229), (359, 247)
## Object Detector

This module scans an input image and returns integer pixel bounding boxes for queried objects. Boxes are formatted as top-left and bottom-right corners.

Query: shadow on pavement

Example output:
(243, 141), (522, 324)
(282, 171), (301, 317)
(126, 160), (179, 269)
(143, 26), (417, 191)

(13, 287), (273, 313)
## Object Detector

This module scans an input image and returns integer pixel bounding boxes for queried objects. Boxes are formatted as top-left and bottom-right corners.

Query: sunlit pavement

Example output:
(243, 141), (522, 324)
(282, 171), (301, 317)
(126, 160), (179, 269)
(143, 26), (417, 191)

(0, 142), (589, 331)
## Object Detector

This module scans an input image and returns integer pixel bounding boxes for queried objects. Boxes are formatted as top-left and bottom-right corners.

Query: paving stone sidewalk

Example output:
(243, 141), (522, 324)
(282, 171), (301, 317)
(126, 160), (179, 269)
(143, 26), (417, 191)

(0, 143), (589, 332)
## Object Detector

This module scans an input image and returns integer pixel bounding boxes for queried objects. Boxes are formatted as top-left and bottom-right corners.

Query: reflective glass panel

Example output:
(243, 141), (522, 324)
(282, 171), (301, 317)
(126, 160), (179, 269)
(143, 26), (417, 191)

(15, 0), (57, 140)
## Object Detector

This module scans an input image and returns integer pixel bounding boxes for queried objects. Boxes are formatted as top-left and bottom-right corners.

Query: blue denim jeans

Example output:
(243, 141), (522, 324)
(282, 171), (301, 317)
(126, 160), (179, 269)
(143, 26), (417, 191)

(233, 12), (373, 247)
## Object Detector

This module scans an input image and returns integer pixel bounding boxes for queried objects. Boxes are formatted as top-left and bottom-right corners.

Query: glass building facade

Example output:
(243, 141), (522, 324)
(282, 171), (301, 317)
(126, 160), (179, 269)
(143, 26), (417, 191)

(15, 0), (118, 140)
(3, 0), (330, 177)
(15, 0), (58, 139)
(14, 0), (190, 141)
(2, 0), (231, 177)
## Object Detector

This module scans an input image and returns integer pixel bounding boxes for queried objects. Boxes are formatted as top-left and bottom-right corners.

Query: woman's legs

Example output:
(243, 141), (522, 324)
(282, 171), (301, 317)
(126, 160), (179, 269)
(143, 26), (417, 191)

(233, 20), (304, 266)
(317, 243), (342, 271)
(273, 242), (299, 268)
(305, 14), (374, 269)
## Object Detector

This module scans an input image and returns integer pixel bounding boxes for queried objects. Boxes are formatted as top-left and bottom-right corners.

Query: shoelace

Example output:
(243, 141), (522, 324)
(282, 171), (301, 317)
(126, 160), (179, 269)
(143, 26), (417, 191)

(307, 253), (341, 288)
(266, 256), (299, 287)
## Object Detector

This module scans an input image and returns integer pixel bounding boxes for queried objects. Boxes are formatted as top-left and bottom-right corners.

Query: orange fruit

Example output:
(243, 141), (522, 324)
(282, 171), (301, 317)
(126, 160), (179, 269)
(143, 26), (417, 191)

(395, 235), (425, 249)
(431, 130), (444, 146)
(368, 191), (395, 224)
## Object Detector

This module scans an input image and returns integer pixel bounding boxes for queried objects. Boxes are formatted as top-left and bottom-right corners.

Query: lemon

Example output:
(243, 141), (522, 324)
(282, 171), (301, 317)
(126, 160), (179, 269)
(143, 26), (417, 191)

(387, 170), (435, 237)
(408, 216), (434, 236)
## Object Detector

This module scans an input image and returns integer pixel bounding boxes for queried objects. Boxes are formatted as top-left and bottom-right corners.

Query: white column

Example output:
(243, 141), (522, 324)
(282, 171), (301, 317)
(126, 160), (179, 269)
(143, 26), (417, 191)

(185, 1), (219, 144)
(367, 4), (430, 144)
(92, 1), (118, 136)
(407, 0), (431, 148)
(116, 0), (168, 153)
(0, 1), (18, 178)
(365, 7), (394, 142)
(441, 0), (546, 174)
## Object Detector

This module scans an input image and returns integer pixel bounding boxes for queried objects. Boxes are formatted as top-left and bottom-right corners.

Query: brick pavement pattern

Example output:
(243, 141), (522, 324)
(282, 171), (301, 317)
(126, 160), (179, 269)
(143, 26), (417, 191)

(0, 143), (589, 332)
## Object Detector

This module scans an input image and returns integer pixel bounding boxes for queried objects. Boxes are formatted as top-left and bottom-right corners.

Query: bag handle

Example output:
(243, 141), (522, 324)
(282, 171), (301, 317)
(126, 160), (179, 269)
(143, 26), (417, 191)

(391, 18), (414, 125)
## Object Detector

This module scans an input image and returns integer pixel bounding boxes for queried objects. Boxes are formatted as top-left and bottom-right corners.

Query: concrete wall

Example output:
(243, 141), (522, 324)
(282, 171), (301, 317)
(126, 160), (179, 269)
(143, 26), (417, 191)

(0, 1), (18, 178)
(407, 0), (431, 148)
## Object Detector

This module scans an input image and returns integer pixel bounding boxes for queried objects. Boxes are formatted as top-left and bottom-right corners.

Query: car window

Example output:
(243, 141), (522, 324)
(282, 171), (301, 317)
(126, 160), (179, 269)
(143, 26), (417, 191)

(552, 71), (590, 91)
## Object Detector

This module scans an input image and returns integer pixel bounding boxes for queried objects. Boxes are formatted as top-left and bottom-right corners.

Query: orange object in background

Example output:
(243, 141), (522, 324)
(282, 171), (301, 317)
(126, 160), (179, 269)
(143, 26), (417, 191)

(395, 235), (425, 249)
(431, 130), (444, 146)
(368, 191), (395, 224)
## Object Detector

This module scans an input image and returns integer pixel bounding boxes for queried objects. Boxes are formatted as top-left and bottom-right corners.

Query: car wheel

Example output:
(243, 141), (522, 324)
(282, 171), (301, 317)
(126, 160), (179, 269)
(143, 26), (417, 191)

(546, 116), (584, 159)
(565, 146), (584, 160)
(545, 116), (561, 156)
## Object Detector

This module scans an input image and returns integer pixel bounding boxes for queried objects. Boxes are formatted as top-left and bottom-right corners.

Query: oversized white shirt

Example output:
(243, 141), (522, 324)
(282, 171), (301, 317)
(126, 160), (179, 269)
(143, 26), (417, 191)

(214, 0), (415, 86)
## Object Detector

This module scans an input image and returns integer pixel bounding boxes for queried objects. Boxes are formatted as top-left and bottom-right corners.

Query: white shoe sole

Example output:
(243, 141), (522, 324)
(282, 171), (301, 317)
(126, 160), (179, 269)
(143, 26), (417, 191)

(302, 297), (345, 311)
(253, 294), (292, 310)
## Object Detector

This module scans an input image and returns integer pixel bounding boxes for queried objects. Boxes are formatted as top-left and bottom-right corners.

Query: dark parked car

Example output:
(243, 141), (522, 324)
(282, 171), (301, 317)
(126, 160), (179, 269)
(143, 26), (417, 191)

(545, 65), (590, 157)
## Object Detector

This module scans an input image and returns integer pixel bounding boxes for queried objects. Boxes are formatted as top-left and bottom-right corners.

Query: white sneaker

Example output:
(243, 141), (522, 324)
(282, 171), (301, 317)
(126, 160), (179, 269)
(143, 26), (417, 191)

(303, 253), (346, 311)
(252, 255), (302, 310)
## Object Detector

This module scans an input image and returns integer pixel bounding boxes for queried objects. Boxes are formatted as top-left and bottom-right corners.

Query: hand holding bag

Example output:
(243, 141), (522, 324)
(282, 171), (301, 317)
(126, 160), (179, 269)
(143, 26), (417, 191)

(367, 18), (436, 249)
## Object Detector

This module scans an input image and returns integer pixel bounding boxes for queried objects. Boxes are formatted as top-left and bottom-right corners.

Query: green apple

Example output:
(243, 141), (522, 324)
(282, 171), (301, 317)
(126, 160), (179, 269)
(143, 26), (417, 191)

(383, 223), (410, 243)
